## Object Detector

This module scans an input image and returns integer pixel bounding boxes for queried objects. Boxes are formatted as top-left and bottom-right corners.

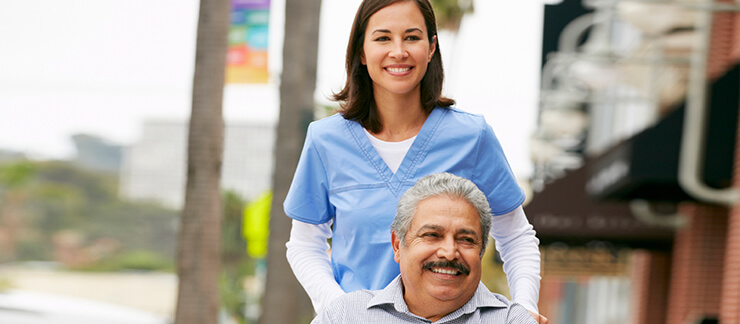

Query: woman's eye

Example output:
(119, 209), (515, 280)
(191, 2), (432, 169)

(406, 35), (420, 41)
(374, 36), (390, 42)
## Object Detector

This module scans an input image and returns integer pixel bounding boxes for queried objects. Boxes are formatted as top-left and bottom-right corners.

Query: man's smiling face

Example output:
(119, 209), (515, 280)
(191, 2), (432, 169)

(392, 195), (483, 306)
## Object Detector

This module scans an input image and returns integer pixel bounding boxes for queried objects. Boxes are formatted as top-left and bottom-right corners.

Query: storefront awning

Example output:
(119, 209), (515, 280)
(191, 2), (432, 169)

(525, 162), (675, 250)
(586, 65), (738, 202)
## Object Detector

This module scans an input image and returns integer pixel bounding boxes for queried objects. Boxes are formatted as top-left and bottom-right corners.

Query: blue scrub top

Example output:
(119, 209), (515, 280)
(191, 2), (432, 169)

(284, 107), (525, 293)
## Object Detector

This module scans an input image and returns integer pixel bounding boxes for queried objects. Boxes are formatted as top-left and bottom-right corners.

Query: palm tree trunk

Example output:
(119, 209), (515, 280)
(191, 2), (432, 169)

(259, 0), (322, 323)
(174, 0), (229, 322)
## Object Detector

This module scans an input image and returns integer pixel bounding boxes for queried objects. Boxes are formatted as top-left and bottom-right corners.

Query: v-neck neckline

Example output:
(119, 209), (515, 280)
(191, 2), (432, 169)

(345, 107), (447, 197)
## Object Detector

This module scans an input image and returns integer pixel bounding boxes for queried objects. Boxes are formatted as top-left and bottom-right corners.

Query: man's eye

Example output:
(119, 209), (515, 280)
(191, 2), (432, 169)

(422, 233), (439, 238)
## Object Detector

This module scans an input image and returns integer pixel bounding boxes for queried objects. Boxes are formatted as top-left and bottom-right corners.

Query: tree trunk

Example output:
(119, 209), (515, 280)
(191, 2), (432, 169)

(259, 0), (322, 323)
(174, 0), (229, 322)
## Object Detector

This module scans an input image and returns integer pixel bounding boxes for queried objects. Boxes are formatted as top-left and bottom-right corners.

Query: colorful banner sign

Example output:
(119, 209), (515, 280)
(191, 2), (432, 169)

(227, 0), (270, 83)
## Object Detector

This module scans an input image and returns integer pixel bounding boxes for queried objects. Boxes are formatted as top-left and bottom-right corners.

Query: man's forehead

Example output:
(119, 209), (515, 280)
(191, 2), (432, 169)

(411, 196), (481, 228)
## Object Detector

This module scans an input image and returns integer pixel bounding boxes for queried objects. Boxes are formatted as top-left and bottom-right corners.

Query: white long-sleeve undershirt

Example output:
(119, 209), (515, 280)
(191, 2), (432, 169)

(285, 205), (541, 314)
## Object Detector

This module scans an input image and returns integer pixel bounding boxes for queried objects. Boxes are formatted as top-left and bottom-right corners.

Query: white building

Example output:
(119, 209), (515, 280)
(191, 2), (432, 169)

(120, 120), (275, 209)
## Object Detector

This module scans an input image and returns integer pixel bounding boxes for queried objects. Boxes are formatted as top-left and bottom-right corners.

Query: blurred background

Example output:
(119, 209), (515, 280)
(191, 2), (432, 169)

(1, 0), (739, 323)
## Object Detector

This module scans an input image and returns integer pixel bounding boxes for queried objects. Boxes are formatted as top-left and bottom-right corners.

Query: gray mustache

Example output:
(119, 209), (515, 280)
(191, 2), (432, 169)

(422, 260), (470, 275)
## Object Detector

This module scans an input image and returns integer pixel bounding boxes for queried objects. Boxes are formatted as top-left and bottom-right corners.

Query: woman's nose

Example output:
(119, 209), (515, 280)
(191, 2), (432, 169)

(389, 41), (409, 59)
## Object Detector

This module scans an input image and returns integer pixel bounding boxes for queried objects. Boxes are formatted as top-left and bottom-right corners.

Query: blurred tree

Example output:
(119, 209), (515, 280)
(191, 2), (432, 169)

(173, 0), (229, 322)
(220, 191), (252, 324)
(37, 161), (117, 204)
(0, 162), (36, 188)
(222, 191), (248, 271)
(431, 0), (474, 68)
(33, 161), (114, 238)
(259, 0), (322, 323)
(0, 162), (37, 261)
(0, 160), (178, 266)
(431, 0), (474, 32)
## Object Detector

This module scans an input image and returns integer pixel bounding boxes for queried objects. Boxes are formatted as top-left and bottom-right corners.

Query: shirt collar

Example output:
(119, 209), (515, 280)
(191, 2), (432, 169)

(461, 281), (510, 312)
(367, 276), (410, 314)
(366, 275), (509, 317)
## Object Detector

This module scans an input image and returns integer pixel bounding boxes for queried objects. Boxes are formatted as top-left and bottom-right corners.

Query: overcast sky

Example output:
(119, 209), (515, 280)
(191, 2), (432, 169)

(0, 0), (546, 178)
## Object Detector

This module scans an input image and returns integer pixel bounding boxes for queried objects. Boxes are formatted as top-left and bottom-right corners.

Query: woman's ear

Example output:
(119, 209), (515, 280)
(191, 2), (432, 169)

(361, 51), (367, 65)
(428, 35), (437, 62)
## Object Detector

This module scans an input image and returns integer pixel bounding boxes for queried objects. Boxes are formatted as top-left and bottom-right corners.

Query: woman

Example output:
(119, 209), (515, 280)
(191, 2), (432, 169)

(284, 0), (546, 322)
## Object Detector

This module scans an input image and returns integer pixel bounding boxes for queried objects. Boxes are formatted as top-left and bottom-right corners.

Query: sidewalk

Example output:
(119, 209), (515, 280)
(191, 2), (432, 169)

(0, 289), (169, 324)
(0, 264), (176, 319)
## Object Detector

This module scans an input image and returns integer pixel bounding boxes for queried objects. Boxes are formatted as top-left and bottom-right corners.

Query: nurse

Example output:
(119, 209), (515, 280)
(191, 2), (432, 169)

(284, 0), (546, 322)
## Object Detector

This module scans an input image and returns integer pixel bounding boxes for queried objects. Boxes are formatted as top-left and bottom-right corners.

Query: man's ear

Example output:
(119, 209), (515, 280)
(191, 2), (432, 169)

(391, 231), (402, 263)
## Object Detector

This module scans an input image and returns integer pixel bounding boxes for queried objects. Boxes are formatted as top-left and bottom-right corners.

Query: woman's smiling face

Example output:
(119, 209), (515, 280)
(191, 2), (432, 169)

(361, 1), (436, 100)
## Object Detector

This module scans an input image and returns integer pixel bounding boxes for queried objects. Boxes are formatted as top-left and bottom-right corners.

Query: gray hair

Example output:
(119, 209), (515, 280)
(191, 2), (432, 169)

(391, 173), (492, 257)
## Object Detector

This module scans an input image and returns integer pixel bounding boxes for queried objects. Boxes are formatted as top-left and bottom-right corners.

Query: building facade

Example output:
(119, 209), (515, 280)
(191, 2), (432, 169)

(530, 0), (740, 323)
(120, 120), (275, 209)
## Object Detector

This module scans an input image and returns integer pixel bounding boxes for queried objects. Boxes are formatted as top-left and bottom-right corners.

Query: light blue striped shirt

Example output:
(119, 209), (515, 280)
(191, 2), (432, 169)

(311, 276), (537, 323)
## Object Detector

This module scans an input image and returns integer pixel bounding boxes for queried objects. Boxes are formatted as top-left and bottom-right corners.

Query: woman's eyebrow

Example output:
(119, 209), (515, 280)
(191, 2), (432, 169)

(370, 29), (391, 34)
(371, 27), (423, 35)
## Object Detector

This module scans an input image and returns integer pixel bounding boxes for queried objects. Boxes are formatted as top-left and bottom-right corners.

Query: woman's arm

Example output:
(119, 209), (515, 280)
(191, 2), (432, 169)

(489, 206), (542, 314)
(286, 219), (346, 313)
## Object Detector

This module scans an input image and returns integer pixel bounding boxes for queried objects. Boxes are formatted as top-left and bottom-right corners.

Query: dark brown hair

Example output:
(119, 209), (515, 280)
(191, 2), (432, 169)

(332, 0), (455, 133)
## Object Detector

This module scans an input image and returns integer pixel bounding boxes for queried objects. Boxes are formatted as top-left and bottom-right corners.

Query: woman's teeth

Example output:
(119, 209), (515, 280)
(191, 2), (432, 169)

(387, 67), (410, 73)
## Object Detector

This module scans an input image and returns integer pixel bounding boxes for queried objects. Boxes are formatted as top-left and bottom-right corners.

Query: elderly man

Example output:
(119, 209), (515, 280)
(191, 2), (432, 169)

(311, 173), (539, 323)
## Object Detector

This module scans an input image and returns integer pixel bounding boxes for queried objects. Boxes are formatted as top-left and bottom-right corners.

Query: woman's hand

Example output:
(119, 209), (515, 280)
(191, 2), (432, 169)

(529, 311), (549, 324)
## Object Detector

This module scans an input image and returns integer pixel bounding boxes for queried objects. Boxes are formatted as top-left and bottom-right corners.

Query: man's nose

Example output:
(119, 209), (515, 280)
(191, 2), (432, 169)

(436, 237), (459, 260)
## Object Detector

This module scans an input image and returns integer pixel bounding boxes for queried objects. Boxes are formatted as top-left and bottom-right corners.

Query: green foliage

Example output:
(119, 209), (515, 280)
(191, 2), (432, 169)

(0, 160), (178, 266)
(480, 241), (511, 299)
(219, 190), (256, 323)
(35, 161), (118, 204)
(430, 0), (474, 31)
(222, 190), (248, 267)
(0, 161), (37, 188)
(1, 160), (264, 320)
(17, 231), (50, 260)
(219, 272), (248, 324)
(30, 182), (87, 232)
(79, 250), (174, 272)
(83, 201), (178, 259)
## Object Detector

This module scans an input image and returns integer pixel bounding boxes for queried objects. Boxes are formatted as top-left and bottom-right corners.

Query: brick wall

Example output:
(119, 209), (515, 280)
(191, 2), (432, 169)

(707, 0), (740, 80)
(630, 250), (670, 324)
(665, 203), (728, 324)
(720, 110), (740, 324)
(722, 204), (740, 323)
